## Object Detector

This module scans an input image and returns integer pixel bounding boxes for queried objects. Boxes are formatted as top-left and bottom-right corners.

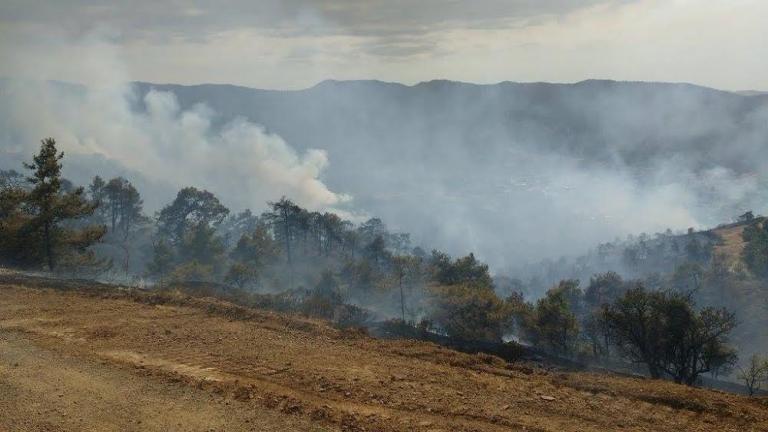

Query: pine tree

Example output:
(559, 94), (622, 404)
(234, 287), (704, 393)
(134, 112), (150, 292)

(88, 175), (107, 224)
(24, 138), (104, 271)
(265, 197), (302, 288)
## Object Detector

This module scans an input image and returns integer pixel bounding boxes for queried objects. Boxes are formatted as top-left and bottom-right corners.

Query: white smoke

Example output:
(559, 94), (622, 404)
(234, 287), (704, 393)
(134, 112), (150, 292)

(0, 35), (351, 213)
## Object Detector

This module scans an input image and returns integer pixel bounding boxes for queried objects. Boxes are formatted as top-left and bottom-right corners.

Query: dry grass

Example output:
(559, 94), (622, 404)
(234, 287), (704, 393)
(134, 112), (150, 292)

(1, 276), (767, 431)
(712, 224), (748, 268)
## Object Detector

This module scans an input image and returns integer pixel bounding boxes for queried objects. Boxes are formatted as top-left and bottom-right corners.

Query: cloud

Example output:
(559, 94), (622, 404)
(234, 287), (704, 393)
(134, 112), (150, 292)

(0, 1), (611, 40)
(1, 1), (766, 91)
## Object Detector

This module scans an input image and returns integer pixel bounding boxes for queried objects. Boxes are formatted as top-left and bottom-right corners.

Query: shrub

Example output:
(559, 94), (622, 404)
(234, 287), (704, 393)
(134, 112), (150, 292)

(428, 283), (510, 342)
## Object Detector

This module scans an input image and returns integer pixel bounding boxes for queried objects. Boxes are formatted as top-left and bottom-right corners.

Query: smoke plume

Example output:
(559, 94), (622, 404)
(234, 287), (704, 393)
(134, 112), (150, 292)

(0, 35), (351, 214)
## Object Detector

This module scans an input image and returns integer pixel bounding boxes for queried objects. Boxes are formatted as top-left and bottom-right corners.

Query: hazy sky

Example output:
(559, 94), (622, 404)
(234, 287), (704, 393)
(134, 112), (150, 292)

(1, 0), (766, 91)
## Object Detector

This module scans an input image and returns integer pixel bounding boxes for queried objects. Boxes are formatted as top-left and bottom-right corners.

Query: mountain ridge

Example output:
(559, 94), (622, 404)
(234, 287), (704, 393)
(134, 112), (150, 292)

(127, 77), (760, 97)
(3, 77), (768, 266)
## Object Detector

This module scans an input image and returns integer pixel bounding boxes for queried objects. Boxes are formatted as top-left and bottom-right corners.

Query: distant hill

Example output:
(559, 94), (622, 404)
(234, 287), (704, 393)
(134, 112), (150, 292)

(4, 78), (768, 265)
(131, 79), (768, 173)
(125, 79), (768, 264)
(735, 90), (768, 96)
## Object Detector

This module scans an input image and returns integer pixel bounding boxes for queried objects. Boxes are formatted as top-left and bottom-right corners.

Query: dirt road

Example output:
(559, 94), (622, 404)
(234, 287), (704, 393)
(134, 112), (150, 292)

(1, 279), (766, 431)
(0, 331), (331, 432)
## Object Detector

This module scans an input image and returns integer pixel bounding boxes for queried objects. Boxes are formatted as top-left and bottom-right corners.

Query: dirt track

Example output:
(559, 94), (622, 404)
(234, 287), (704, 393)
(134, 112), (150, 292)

(0, 331), (329, 432)
(1, 278), (767, 431)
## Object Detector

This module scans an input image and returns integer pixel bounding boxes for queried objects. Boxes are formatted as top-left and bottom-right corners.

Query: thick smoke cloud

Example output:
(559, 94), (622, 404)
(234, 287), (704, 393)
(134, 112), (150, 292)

(0, 38), (352, 215)
(2, 35), (768, 273)
(212, 79), (765, 270)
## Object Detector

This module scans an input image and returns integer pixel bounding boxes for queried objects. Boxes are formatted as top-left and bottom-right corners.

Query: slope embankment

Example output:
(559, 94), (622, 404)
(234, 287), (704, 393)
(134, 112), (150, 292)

(1, 274), (766, 431)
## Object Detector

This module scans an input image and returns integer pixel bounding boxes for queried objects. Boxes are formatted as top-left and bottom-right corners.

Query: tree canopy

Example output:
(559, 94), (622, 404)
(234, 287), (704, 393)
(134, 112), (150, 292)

(0, 138), (105, 271)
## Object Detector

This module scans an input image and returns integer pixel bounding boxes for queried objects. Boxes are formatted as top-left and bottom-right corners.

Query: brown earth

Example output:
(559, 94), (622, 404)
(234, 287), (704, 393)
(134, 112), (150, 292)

(712, 224), (748, 268)
(1, 276), (767, 432)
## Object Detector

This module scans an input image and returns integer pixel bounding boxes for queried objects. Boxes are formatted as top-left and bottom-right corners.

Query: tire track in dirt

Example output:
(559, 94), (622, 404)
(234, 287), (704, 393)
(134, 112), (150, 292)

(96, 348), (540, 432)
(0, 331), (334, 432)
(1, 310), (527, 431)
(2, 281), (766, 432)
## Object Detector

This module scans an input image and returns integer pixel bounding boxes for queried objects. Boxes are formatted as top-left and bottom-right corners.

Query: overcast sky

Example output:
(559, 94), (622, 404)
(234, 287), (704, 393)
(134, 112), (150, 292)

(1, 0), (767, 90)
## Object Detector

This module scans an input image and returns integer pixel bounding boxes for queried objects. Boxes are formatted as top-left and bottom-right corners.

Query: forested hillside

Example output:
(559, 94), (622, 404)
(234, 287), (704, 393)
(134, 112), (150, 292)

(3, 138), (768, 394)
(3, 1), (767, 429)
(4, 79), (768, 266)
(130, 79), (768, 262)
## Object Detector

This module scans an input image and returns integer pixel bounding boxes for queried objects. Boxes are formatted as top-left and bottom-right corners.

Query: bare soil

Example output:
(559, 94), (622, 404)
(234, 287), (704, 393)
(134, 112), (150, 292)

(1, 276), (766, 431)
(713, 224), (747, 268)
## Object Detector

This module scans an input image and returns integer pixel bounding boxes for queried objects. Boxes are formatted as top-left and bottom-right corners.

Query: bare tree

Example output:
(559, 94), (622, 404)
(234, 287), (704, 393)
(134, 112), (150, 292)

(737, 354), (768, 396)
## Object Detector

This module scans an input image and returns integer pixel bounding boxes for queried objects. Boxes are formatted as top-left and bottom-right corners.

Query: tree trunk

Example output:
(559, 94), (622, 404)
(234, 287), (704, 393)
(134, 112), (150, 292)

(283, 212), (293, 289)
(111, 202), (117, 232)
(44, 221), (54, 271)
(399, 273), (405, 322)
(122, 242), (130, 277)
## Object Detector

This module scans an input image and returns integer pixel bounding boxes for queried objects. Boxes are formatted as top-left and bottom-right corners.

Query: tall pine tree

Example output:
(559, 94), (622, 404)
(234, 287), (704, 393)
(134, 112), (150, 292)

(24, 138), (105, 270)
